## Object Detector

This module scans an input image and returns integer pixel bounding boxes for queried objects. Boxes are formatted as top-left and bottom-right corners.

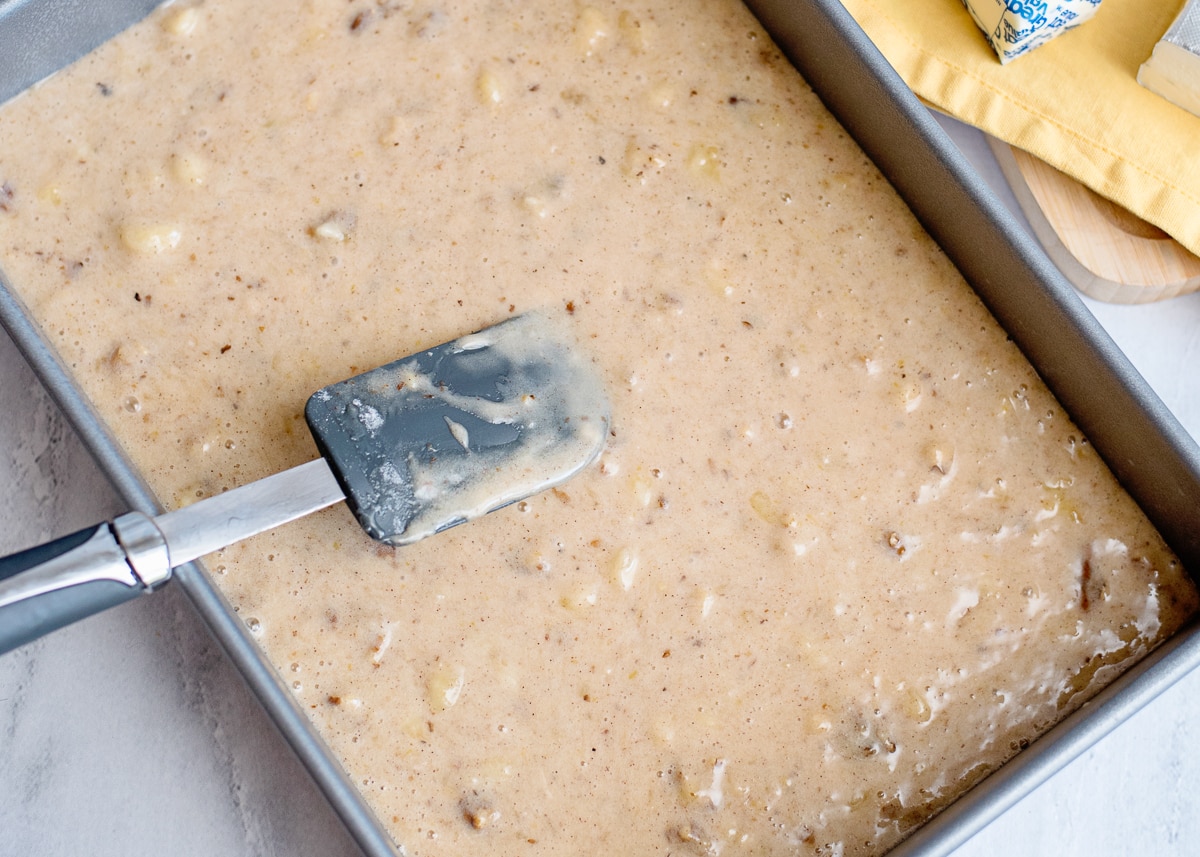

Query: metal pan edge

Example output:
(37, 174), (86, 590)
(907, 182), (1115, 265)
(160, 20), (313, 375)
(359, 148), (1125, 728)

(4, 0), (1200, 854)
(743, 0), (1200, 852)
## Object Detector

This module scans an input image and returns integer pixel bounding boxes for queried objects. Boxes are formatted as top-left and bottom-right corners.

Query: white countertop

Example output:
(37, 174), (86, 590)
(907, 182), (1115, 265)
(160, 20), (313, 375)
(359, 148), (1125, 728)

(2, 114), (1199, 856)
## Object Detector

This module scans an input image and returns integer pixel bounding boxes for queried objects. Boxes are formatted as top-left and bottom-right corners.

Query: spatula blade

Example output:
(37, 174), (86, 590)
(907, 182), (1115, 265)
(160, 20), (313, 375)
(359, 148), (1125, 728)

(304, 313), (610, 545)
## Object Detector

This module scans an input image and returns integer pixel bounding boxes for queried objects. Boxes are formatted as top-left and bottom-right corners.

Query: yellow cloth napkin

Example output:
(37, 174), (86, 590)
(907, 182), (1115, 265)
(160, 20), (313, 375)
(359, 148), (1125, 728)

(840, 0), (1200, 258)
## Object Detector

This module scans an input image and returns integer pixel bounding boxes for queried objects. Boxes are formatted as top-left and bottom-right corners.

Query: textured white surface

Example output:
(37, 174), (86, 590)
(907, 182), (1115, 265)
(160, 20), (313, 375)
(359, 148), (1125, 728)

(1, 114), (1199, 856)
(0, 330), (363, 854)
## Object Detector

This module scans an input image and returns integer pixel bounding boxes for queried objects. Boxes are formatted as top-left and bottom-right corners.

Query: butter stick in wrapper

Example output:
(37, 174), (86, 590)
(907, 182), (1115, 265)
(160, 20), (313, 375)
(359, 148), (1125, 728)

(962, 0), (1102, 64)
(1138, 0), (1200, 117)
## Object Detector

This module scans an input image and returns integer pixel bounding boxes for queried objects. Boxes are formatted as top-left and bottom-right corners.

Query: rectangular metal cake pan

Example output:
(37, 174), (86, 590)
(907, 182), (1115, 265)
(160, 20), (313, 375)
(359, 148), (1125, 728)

(3, 1), (1199, 855)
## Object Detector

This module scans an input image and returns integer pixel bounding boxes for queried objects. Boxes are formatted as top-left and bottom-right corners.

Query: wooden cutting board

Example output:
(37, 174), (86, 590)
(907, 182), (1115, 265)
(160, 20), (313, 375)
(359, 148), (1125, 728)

(988, 139), (1200, 303)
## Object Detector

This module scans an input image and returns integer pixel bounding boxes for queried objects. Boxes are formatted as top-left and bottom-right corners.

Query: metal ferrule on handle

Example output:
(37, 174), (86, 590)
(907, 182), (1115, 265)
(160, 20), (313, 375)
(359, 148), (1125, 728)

(0, 512), (171, 654)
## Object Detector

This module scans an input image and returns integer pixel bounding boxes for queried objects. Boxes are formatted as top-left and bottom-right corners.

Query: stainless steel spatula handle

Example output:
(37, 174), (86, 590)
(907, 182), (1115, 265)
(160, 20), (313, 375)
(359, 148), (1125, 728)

(0, 512), (169, 654)
(0, 459), (345, 655)
(0, 314), (608, 656)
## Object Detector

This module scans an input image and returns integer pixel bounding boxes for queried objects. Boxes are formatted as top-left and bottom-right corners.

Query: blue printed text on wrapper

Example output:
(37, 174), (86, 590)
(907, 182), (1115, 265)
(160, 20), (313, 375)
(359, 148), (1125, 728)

(961, 0), (1102, 63)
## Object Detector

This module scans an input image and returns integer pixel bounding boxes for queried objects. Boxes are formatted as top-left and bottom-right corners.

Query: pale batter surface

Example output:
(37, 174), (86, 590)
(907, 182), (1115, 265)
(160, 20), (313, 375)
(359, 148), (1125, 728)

(1, 1), (1195, 854)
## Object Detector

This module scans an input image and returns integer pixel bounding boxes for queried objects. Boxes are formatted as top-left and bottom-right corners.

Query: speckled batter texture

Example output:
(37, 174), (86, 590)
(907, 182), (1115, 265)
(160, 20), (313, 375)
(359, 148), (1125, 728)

(1, 1), (1195, 854)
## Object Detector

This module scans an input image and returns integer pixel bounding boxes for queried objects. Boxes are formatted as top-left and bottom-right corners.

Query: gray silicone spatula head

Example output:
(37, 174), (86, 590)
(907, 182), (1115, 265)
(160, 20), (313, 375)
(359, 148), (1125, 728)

(304, 313), (610, 545)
